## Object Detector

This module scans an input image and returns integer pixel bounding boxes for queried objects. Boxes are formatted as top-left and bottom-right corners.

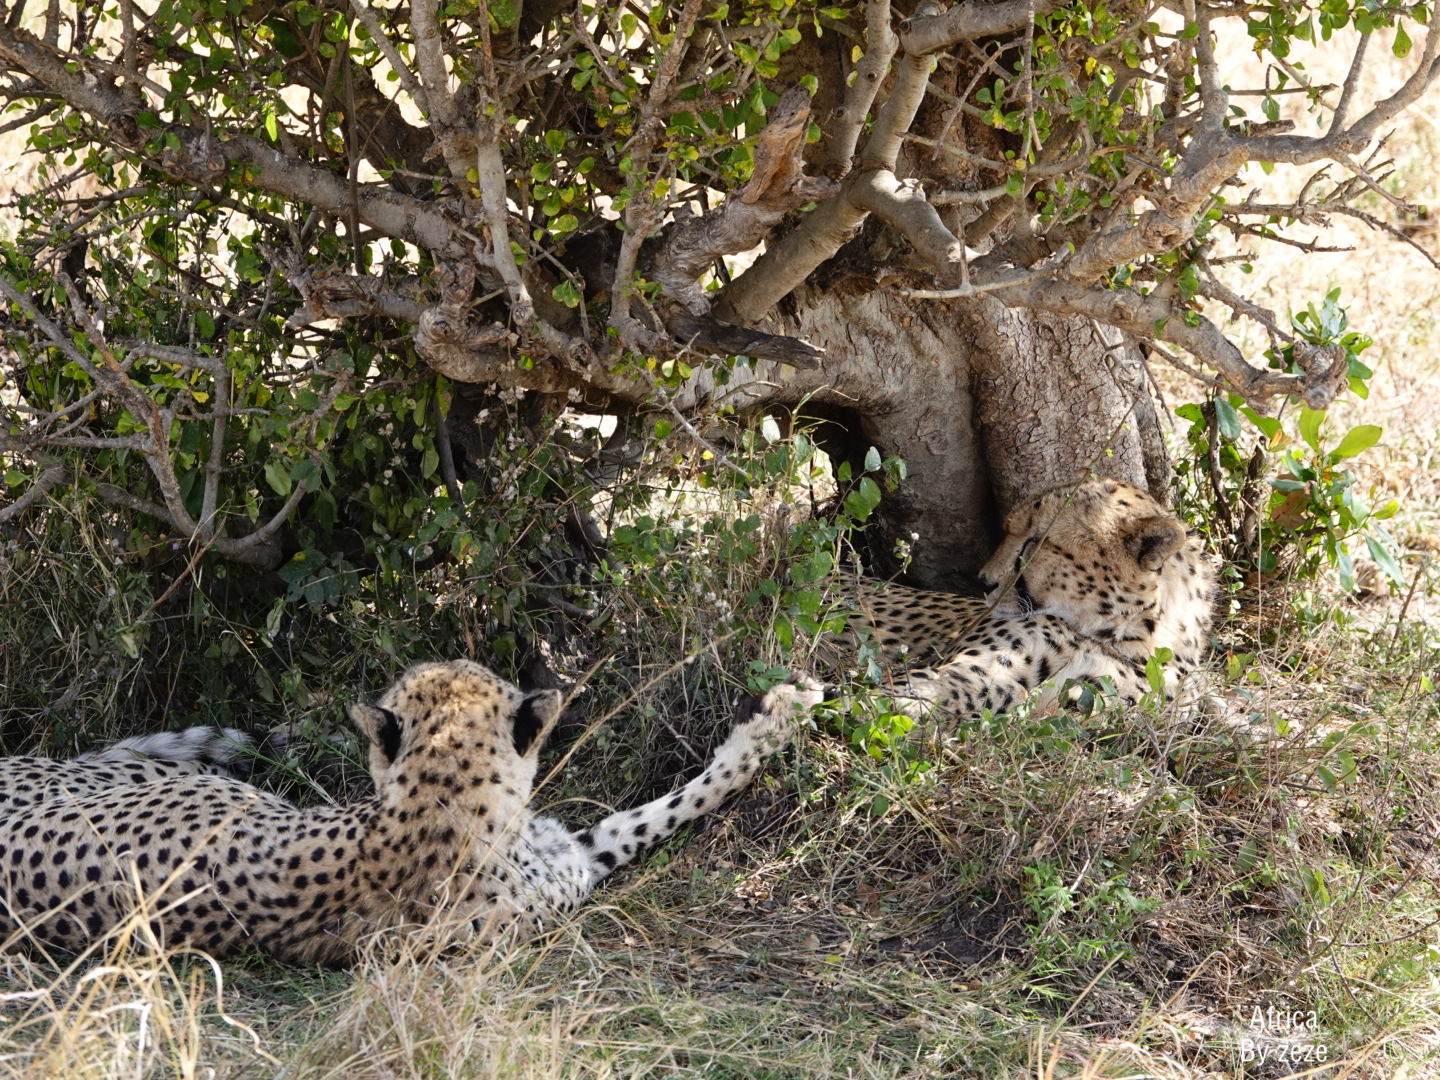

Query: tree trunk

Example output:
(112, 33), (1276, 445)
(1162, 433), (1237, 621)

(425, 285), (1170, 596)
(763, 289), (1167, 592)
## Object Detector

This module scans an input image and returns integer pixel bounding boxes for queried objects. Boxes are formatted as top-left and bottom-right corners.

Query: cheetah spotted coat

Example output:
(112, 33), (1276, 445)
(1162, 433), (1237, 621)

(0, 662), (820, 964)
(843, 479), (1216, 714)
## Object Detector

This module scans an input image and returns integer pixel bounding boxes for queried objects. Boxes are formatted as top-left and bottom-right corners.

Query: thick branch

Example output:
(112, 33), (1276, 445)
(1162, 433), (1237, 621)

(994, 277), (1347, 409)
(898, 0), (1062, 56)
(1064, 132), (1249, 282)
(0, 22), (475, 257)
(1242, 22), (1440, 164)
(653, 85), (838, 314)
(711, 189), (867, 324)
(859, 15), (936, 171)
(849, 171), (964, 277)
(409, 0), (471, 178)
(1194, 3), (1226, 133)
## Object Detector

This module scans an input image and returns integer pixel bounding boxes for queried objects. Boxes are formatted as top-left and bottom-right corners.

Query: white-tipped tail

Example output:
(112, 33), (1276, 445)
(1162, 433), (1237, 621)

(76, 726), (253, 765)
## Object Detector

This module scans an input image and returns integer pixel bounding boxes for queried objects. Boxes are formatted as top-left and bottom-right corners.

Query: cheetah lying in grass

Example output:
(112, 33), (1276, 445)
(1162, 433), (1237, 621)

(0, 661), (820, 964)
(842, 479), (1216, 714)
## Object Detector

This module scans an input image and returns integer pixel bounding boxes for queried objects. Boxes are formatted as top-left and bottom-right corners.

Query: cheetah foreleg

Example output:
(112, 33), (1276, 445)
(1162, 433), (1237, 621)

(572, 675), (822, 885)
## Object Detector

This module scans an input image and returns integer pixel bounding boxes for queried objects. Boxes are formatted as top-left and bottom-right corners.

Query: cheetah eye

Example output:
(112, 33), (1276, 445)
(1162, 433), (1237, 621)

(1014, 536), (1039, 570)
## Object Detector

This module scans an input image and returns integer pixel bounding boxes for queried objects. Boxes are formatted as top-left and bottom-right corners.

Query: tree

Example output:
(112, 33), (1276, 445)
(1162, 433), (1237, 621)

(0, 0), (1434, 591)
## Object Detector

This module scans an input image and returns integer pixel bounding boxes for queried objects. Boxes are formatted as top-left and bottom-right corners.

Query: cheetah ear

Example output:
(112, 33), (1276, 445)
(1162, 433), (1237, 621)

(512, 689), (563, 756)
(1123, 515), (1186, 572)
(349, 703), (405, 763)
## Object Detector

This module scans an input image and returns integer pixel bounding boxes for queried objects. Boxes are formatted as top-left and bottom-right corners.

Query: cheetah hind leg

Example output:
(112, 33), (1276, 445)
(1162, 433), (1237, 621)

(574, 673), (822, 885)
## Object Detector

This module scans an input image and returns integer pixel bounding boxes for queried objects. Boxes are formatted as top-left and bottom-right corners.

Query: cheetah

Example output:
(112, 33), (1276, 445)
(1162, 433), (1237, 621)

(842, 479), (1215, 714)
(0, 661), (821, 964)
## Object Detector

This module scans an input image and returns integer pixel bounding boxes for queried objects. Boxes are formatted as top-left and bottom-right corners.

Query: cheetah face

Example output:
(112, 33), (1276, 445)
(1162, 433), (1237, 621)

(978, 479), (1187, 626)
(347, 660), (565, 797)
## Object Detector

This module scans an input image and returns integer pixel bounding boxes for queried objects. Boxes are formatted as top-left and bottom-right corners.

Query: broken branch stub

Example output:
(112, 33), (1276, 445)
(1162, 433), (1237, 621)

(653, 85), (839, 316)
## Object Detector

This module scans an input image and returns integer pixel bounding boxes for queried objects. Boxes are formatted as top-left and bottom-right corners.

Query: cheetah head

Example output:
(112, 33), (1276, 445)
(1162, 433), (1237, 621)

(977, 478), (1189, 628)
(347, 660), (565, 801)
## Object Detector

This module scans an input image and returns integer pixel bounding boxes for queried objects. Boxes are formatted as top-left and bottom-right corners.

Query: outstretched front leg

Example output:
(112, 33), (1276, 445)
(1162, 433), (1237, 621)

(498, 674), (822, 928)
(574, 674), (822, 882)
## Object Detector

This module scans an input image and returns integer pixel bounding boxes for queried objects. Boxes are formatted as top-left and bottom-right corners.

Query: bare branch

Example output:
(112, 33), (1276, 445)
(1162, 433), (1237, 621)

(1330, 31), (1370, 134)
(1193, 4), (1226, 133)
(900, 247), (1070, 299)
(824, 0), (897, 176)
(1225, 199), (1440, 272)
(898, 0), (1062, 56)
(347, 0), (432, 116)
(0, 461), (65, 524)
(476, 131), (588, 363)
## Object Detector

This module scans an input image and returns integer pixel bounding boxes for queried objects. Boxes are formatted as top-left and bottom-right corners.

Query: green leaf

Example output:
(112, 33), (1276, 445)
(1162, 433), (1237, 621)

(544, 128), (566, 152)
(863, 445), (881, 472)
(761, 415), (782, 444)
(773, 613), (793, 648)
(870, 794), (890, 816)
(264, 108), (277, 141)
(551, 279), (581, 308)
(263, 459), (292, 495)
(1213, 396), (1241, 440)
(490, 0), (516, 27)
(1330, 424), (1381, 461)
(653, 418), (673, 439)
(1298, 405), (1325, 451)
(1394, 22), (1413, 57)
(1145, 647), (1174, 694)
(421, 445), (439, 479)
(843, 476), (882, 522)
(1241, 406), (1282, 442)
(1365, 535), (1405, 586)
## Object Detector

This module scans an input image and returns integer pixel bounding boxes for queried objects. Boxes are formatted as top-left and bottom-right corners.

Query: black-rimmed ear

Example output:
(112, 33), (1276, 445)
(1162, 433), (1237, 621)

(348, 702), (405, 763)
(512, 689), (563, 756)
(1123, 515), (1186, 572)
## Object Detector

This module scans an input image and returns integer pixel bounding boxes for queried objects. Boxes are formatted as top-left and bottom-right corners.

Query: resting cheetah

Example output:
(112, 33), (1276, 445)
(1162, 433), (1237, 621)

(0, 661), (820, 964)
(844, 479), (1215, 714)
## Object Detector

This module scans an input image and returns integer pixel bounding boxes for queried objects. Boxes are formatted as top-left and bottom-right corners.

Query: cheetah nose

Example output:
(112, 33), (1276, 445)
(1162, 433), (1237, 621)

(976, 572), (999, 591)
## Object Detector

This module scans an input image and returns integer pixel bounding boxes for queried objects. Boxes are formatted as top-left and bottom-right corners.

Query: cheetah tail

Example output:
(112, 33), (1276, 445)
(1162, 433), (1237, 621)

(74, 726), (254, 765)
(573, 674), (823, 882)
